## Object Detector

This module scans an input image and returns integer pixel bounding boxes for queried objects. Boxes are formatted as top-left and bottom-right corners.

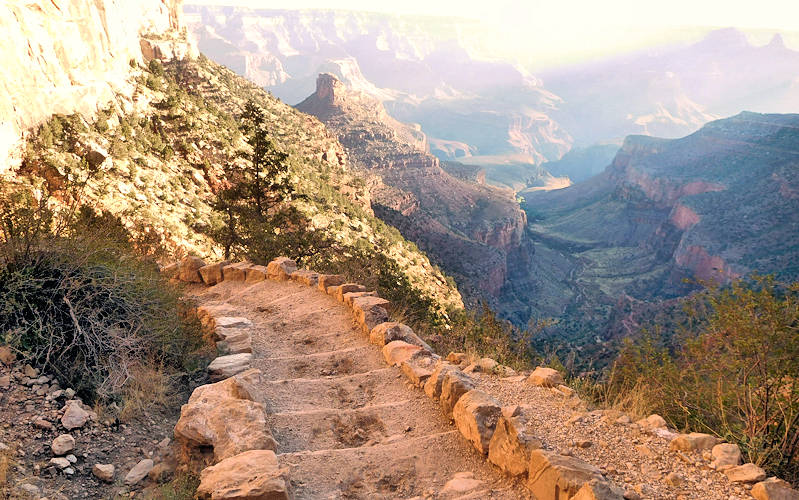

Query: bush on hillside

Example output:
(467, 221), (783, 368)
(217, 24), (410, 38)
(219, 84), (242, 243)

(0, 185), (205, 402)
(599, 276), (799, 484)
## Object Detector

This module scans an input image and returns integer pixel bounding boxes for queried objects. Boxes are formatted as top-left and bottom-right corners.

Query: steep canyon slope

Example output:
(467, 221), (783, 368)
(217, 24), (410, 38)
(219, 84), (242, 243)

(297, 74), (539, 314)
(2, 1), (463, 321)
(521, 112), (799, 356)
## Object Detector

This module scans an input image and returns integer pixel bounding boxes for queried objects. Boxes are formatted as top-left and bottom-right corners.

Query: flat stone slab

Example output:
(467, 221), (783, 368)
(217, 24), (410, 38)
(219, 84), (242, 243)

(208, 353), (253, 382)
(215, 316), (252, 329)
(217, 332), (253, 355)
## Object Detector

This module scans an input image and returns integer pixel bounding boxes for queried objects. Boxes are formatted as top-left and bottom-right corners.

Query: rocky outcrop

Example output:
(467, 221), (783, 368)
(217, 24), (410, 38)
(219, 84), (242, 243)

(196, 450), (290, 500)
(0, 0), (197, 172)
(297, 74), (537, 308)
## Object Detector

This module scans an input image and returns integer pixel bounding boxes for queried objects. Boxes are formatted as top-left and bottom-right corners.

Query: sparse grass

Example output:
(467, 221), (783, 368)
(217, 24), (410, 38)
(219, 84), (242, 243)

(580, 277), (799, 485)
(149, 472), (200, 500)
(118, 363), (173, 421)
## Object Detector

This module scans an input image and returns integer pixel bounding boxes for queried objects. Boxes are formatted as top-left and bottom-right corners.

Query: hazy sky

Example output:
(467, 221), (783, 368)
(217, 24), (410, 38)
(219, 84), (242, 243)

(187, 1), (799, 66)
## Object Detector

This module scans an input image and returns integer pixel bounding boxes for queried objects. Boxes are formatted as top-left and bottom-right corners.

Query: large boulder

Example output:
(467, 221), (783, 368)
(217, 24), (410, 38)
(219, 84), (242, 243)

(244, 265), (268, 283)
(382, 341), (422, 366)
(174, 397), (276, 463)
(440, 370), (475, 419)
(526, 367), (564, 388)
(196, 305), (236, 329)
(668, 432), (720, 452)
(335, 283), (367, 302)
(452, 390), (501, 455)
(198, 261), (231, 286)
(217, 332), (252, 355)
(188, 369), (262, 404)
(179, 256), (207, 283)
(488, 406), (542, 476)
(317, 274), (345, 292)
(196, 450), (290, 500)
(370, 322), (432, 350)
(751, 477), (799, 500)
(527, 449), (605, 500)
(351, 296), (390, 334)
(207, 354), (252, 382)
(400, 350), (440, 387)
(424, 361), (459, 400)
(266, 257), (297, 281)
(222, 262), (252, 282)
(343, 290), (377, 307)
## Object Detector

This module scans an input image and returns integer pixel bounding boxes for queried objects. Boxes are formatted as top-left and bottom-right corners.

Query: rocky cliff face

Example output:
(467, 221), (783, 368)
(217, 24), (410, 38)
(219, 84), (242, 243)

(183, 6), (573, 172)
(521, 112), (799, 355)
(0, 0), (197, 172)
(298, 74), (537, 309)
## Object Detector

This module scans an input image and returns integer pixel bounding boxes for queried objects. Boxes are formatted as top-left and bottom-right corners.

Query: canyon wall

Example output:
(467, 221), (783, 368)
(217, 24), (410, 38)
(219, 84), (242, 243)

(298, 73), (536, 308)
(0, 0), (196, 172)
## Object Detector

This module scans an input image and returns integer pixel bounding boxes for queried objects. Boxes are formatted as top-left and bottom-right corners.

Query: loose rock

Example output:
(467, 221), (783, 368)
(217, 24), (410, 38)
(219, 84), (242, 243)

(526, 366), (564, 388)
(124, 458), (154, 486)
(51, 434), (75, 455)
(196, 450), (290, 500)
(92, 463), (115, 483)
(725, 463), (767, 483)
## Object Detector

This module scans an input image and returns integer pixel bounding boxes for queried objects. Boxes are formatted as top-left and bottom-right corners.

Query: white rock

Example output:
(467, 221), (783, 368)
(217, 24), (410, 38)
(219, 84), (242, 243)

(124, 459), (154, 486)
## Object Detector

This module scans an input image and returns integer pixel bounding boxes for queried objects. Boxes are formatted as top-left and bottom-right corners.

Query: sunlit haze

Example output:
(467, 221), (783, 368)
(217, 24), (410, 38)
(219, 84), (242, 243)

(187, 0), (799, 67)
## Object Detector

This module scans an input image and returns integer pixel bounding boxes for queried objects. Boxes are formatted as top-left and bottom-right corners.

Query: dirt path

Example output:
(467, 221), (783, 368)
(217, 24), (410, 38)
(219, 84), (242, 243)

(192, 279), (531, 499)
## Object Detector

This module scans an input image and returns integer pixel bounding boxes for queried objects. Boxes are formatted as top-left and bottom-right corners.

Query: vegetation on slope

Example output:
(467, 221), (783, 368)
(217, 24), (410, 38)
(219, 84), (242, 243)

(0, 177), (207, 406)
(581, 277), (799, 484)
(19, 56), (463, 329)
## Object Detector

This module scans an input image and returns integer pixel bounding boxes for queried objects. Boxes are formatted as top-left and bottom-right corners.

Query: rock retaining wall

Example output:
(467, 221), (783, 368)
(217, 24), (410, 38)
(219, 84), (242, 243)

(166, 255), (799, 500)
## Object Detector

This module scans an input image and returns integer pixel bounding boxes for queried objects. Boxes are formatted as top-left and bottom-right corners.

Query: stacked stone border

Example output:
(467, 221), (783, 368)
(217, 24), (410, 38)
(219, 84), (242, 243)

(163, 255), (799, 500)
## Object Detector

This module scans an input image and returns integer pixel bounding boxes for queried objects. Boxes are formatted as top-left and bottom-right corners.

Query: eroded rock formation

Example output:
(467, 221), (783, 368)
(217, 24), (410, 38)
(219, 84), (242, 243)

(0, 0), (197, 171)
(297, 74), (537, 309)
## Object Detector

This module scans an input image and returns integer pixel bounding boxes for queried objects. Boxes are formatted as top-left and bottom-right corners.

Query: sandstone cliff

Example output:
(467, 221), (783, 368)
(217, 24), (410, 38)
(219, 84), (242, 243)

(298, 74), (537, 310)
(0, 0), (197, 172)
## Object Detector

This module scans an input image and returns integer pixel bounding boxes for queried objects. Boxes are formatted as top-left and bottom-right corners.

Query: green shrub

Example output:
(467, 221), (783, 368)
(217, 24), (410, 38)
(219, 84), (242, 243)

(599, 277), (799, 484)
(0, 187), (204, 402)
(146, 75), (163, 91)
(148, 59), (165, 77)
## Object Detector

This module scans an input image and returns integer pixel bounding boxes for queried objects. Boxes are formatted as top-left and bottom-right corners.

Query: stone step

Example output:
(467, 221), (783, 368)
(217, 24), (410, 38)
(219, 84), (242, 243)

(251, 326), (366, 357)
(254, 345), (385, 380)
(277, 431), (521, 500)
(257, 368), (402, 413)
(270, 399), (452, 453)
